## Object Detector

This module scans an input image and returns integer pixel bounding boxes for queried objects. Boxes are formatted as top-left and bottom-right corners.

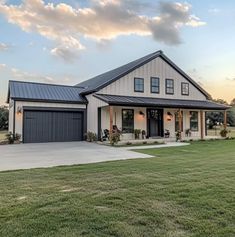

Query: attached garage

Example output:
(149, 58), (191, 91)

(8, 81), (87, 143)
(23, 109), (85, 143)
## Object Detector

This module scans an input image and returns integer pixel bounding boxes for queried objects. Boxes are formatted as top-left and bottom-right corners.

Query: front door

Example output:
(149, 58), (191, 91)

(147, 109), (163, 137)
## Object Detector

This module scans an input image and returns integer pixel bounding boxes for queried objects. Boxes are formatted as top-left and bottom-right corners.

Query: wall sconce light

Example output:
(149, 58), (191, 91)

(139, 111), (145, 117)
(166, 112), (173, 121)
(17, 106), (22, 114)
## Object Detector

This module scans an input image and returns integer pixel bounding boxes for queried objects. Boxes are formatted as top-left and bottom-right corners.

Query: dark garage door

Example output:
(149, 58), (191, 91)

(23, 110), (83, 143)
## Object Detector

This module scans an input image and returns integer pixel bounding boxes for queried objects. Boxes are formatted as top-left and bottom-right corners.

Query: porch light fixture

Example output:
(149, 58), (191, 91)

(166, 112), (173, 121)
(17, 106), (22, 114)
(139, 111), (145, 117)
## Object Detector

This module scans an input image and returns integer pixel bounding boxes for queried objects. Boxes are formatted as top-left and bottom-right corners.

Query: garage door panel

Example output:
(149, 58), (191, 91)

(23, 110), (83, 143)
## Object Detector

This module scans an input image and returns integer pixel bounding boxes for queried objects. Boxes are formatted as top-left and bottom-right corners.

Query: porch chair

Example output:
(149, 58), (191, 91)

(164, 129), (170, 138)
(102, 129), (110, 141)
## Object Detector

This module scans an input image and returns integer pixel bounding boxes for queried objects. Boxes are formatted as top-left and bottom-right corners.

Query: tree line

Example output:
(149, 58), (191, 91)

(206, 98), (235, 128)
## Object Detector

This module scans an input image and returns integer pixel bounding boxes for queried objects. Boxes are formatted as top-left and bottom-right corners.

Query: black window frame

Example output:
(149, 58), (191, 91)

(181, 82), (189, 96)
(190, 111), (199, 131)
(122, 109), (134, 133)
(150, 77), (160, 94)
(165, 79), (174, 95)
(134, 77), (144, 93)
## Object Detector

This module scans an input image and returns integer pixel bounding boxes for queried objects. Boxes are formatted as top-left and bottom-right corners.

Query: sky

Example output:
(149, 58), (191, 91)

(0, 0), (235, 105)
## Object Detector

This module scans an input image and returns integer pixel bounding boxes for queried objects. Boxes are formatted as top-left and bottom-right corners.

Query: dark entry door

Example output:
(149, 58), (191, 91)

(147, 109), (163, 137)
(23, 110), (83, 143)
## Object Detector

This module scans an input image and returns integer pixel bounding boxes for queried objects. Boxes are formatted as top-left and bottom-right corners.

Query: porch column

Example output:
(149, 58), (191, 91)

(200, 110), (204, 139)
(109, 106), (113, 139)
(178, 109), (182, 140)
(224, 110), (227, 129)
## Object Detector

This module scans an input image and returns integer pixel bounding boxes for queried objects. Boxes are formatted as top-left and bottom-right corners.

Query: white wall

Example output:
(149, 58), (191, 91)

(99, 57), (206, 101)
(8, 99), (14, 133)
(13, 101), (86, 141)
(86, 94), (108, 133)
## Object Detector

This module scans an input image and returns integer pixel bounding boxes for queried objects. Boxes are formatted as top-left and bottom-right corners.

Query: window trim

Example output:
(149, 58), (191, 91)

(190, 111), (199, 131)
(150, 77), (160, 94)
(181, 82), (189, 96)
(122, 109), (134, 133)
(165, 79), (174, 95)
(134, 77), (144, 93)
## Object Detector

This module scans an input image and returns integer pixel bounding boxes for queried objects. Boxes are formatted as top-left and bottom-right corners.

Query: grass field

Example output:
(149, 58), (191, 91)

(0, 130), (7, 141)
(0, 140), (235, 237)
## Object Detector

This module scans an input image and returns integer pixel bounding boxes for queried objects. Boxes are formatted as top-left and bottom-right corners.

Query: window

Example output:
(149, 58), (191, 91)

(122, 109), (134, 133)
(175, 111), (183, 132)
(134, 78), (144, 92)
(151, 77), (160, 93)
(166, 79), (174, 94)
(190, 111), (198, 131)
(181, 83), (189, 95)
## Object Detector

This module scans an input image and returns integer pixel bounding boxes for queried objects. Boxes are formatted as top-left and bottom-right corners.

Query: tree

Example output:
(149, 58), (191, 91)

(206, 98), (235, 128)
(212, 98), (229, 105)
(0, 106), (9, 130)
(230, 98), (235, 106)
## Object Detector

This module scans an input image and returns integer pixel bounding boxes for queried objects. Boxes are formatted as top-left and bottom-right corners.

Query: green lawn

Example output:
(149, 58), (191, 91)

(0, 140), (235, 237)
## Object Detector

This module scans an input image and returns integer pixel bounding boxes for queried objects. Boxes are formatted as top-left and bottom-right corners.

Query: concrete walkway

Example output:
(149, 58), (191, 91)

(0, 142), (153, 171)
(0, 142), (190, 172)
(123, 142), (190, 150)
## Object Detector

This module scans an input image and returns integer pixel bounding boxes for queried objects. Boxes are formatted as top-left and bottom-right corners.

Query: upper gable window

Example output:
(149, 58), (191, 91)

(151, 77), (160, 94)
(165, 79), (174, 95)
(181, 82), (189, 96)
(134, 78), (144, 92)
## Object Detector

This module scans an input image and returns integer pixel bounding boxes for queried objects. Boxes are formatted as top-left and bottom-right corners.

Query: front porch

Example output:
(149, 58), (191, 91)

(93, 94), (229, 143)
(98, 105), (222, 142)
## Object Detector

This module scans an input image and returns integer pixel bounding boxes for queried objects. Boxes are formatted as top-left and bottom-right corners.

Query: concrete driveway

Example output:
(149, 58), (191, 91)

(0, 142), (153, 171)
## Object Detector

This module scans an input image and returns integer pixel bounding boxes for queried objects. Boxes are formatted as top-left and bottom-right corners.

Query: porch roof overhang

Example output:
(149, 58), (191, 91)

(94, 94), (230, 110)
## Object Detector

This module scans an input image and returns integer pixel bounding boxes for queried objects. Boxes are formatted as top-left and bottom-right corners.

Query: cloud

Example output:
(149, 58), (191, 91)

(225, 77), (235, 81)
(0, 42), (9, 51)
(208, 8), (220, 14)
(0, 63), (55, 83)
(0, 63), (77, 85)
(0, 0), (206, 60)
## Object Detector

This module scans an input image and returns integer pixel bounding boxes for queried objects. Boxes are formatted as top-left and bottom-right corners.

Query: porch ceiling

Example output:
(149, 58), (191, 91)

(94, 94), (229, 110)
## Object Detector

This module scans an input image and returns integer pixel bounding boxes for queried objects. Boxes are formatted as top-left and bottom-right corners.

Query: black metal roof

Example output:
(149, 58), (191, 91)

(94, 94), (229, 110)
(77, 50), (211, 99)
(7, 81), (87, 104)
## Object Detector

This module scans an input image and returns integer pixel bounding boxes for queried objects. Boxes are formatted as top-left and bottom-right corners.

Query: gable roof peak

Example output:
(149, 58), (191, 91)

(76, 50), (210, 99)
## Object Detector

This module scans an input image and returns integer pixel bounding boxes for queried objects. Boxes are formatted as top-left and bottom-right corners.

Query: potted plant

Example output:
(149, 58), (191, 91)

(141, 130), (146, 139)
(220, 128), (229, 138)
(134, 129), (141, 139)
(175, 130), (181, 142)
(110, 130), (121, 145)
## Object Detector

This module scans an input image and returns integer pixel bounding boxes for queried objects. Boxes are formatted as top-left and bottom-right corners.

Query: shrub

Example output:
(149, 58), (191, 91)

(134, 129), (141, 139)
(175, 130), (181, 142)
(126, 142), (132, 146)
(220, 129), (229, 138)
(86, 132), (97, 142)
(143, 141), (147, 144)
(5, 132), (21, 144)
(110, 131), (121, 145)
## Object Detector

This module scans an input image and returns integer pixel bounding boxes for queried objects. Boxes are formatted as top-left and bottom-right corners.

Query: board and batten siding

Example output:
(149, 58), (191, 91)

(10, 101), (86, 141)
(86, 94), (108, 133)
(99, 57), (206, 101)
